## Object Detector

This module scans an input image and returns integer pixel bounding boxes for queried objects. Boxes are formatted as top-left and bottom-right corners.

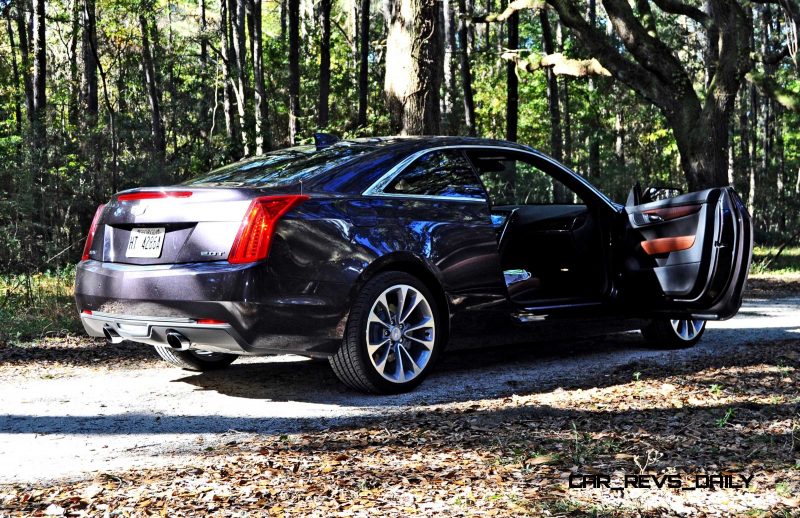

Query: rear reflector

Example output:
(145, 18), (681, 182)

(196, 318), (227, 325)
(228, 195), (309, 264)
(117, 191), (193, 201)
(81, 204), (106, 261)
(81, 310), (93, 315)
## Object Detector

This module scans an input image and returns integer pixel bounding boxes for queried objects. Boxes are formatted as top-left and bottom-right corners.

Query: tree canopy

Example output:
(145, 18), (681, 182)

(0, 0), (798, 272)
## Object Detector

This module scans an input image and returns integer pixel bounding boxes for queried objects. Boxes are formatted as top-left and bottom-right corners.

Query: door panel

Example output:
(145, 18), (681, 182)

(624, 187), (753, 319)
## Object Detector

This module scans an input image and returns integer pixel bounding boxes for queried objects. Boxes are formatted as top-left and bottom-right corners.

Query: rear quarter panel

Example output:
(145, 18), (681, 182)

(272, 195), (509, 335)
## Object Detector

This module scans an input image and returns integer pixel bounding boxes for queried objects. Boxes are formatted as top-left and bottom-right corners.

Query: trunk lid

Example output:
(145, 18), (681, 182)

(95, 188), (255, 265)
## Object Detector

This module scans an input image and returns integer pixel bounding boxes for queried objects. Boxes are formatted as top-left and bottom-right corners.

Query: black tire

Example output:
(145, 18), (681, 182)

(330, 272), (444, 394)
(641, 318), (706, 349)
(154, 346), (238, 371)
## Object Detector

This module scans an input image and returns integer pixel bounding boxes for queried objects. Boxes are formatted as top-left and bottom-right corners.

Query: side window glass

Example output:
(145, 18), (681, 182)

(473, 156), (581, 205)
(384, 150), (485, 199)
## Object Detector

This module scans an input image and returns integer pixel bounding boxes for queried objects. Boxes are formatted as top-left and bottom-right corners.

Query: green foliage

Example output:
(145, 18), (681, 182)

(0, 267), (82, 342)
(752, 246), (800, 275)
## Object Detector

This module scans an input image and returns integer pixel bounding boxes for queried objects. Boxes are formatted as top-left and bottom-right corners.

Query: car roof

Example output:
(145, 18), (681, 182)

(340, 135), (534, 153)
(295, 136), (540, 195)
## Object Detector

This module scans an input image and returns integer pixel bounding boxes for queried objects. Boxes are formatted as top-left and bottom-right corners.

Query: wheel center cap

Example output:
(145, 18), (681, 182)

(390, 327), (402, 342)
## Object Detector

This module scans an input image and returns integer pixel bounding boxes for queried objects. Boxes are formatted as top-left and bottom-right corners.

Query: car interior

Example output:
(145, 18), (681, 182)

(466, 149), (607, 307)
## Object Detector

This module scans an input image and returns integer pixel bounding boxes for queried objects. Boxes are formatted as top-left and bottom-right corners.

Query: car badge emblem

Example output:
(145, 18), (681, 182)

(131, 204), (147, 216)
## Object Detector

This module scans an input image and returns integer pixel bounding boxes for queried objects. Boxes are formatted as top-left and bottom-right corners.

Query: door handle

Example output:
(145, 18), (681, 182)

(646, 214), (664, 223)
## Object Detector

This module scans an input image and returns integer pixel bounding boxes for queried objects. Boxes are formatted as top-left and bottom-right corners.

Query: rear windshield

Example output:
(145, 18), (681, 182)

(185, 144), (375, 187)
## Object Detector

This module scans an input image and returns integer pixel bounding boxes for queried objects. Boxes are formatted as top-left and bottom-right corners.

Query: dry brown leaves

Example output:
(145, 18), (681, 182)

(746, 273), (800, 298)
(1, 340), (799, 517)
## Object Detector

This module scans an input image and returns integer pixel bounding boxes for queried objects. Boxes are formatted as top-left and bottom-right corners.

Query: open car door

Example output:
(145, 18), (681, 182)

(622, 187), (753, 320)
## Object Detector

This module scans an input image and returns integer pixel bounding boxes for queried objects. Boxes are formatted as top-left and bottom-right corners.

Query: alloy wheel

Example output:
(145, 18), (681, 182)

(365, 284), (436, 383)
(669, 318), (705, 341)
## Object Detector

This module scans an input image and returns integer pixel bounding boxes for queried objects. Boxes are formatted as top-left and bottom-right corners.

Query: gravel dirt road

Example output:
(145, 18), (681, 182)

(1, 296), (798, 484)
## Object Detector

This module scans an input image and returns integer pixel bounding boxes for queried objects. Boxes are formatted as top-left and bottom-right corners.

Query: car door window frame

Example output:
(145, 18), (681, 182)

(363, 148), (489, 203)
(363, 145), (618, 210)
(471, 154), (585, 207)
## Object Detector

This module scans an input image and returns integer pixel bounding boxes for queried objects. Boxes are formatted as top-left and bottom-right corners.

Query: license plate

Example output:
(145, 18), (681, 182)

(126, 227), (165, 258)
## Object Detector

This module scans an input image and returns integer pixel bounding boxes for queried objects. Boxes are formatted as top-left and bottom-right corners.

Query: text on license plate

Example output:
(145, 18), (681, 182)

(126, 227), (165, 258)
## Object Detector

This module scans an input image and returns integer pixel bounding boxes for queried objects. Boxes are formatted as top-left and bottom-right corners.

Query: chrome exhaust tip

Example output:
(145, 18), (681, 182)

(165, 330), (191, 351)
(103, 327), (124, 344)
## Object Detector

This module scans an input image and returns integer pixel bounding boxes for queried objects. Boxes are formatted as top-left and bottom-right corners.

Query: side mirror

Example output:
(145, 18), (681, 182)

(626, 182), (642, 207)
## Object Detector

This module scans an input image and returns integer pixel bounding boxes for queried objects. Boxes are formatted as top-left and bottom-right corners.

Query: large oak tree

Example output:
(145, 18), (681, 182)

(544, 0), (755, 190)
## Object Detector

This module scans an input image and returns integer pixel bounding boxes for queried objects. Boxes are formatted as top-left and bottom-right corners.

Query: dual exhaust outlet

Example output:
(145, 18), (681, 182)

(103, 326), (191, 351)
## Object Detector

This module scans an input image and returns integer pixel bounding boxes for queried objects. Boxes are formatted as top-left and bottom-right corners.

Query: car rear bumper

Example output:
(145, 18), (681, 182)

(75, 260), (349, 357)
(80, 311), (249, 354)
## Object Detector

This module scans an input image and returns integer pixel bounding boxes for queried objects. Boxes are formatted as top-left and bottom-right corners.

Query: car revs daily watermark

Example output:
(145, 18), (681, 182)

(569, 473), (755, 492)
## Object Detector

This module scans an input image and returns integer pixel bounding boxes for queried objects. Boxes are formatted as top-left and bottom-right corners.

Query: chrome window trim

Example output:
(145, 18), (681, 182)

(362, 144), (618, 210)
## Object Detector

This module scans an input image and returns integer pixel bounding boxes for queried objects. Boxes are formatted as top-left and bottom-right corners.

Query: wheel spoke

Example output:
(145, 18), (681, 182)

(373, 343), (391, 374)
(376, 292), (391, 322)
(368, 312), (390, 329)
(394, 286), (409, 324)
(405, 333), (435, 350)
(399, 294), (423, 324)
(690, 319), (702, 337)
(403, 316), (432, 333)
(398, 344), (422, 375)
(367, 338), (390, 355)
(394, 343), (406, 382)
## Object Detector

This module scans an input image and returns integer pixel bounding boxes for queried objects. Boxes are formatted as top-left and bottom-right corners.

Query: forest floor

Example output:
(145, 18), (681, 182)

(0, 277), (799, 516)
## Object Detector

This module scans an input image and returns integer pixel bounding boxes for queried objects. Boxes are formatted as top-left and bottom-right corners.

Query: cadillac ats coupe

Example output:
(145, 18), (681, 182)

(75, 136), (753, 393)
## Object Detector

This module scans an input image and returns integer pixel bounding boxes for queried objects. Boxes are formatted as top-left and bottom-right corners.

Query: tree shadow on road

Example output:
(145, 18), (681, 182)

(0, 336), (161, 369)
(172, 323), (800, 407)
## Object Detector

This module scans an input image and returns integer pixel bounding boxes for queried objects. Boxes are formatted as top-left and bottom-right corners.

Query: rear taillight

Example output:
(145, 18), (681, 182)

(81, 204), (106, 261)
(117, 191), (193, 201)
(228, 195), (309, 264)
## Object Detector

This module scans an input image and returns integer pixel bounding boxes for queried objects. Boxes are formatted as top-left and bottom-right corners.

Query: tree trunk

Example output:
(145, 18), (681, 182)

(615, 109), (625, 170)
(139, 12), (166, 167)
(357, 0), (370, 128)
(200, 0), (208, 66)
(220, 0), (238, 154)
(82, 0), (99, 128)
(540, 10), (562, 160)
(15, 2), (33, 125)
(231, 0), (250, 154)
(251, 0), (270, 153)
(199, 0), (210, 139)
(68, 0), (80, 128)
(84, 8), (119, 192)
(667, 101), (732, 191)
(442, 0), (457, 133)
(288, 0), (301, 143)
(32, 0), (46, 146)
(586, 0), (600, 178)
(318, 0), (331, 128)
(384, 0), (443, 135)
(737, 87), (749, 194)
(506, 10), (519, 141)
(748, 82), (758, 216)
(457, 0), (476, 135)
(5, 12), (23, 134)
